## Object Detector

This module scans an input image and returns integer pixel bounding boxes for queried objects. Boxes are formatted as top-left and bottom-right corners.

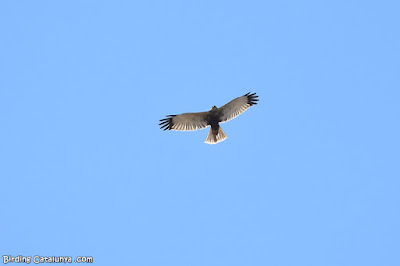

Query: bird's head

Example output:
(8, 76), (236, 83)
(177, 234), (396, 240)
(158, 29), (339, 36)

(210, 105), (218, 111)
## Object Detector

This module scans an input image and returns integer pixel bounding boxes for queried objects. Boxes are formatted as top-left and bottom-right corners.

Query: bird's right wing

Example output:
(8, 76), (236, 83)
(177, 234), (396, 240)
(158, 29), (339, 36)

(159, 112), (209, 131)
(219, 92), (259, 123)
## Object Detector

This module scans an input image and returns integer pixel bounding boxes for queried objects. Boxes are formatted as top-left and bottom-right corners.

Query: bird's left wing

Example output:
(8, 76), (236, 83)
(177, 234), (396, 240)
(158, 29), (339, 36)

(219, 92), (259, 123)
(159, 112), (209, 131)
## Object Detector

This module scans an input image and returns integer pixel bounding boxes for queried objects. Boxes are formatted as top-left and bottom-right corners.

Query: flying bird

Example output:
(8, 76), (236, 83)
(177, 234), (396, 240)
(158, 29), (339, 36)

(159, 92), (259, 144)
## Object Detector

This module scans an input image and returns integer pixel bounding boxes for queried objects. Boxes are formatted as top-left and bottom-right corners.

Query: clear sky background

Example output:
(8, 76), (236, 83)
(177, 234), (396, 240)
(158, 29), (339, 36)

(1, 1), (399, 265)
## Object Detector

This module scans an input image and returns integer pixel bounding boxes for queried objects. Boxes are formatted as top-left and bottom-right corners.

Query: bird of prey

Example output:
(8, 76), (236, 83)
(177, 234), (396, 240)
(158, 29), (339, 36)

(159, 92), (259, 144)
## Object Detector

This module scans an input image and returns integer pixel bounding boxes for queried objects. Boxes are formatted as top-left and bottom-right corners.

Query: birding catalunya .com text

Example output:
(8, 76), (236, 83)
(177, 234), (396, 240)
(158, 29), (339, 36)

(2, 255), (93, 264)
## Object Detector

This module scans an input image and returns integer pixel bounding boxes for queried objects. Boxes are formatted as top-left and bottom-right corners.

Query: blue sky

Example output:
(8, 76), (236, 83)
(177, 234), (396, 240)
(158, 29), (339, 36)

(1, 1), (399, 265)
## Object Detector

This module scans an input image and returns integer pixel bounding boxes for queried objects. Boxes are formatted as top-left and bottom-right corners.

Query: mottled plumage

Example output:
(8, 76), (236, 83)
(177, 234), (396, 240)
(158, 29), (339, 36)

(159, 92), (259, 144)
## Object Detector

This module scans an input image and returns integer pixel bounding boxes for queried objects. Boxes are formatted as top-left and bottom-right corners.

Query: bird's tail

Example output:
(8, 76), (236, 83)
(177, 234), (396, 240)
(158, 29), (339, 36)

(205, 127), (227, 145)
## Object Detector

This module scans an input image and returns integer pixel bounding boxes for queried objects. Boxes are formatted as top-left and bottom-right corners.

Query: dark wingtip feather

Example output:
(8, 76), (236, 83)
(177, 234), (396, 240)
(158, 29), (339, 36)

(159, 115), (174, 130)
(246, 92), (259, 106)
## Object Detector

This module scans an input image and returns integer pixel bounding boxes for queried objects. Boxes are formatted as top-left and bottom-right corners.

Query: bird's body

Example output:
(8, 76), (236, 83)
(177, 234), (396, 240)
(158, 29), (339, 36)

(204, 106), (225, 143)
(159, 92), (259, 144)
(206, 106), (220, 131)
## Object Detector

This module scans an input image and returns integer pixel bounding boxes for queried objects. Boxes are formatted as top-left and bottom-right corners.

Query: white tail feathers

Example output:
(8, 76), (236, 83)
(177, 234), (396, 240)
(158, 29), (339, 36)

(205, 127), (227, 144)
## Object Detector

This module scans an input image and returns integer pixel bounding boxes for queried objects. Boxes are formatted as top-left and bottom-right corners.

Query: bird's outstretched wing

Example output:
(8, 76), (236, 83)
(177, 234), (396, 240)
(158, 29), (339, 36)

(159, 112), (209, 131)
(219, 92), (259, 123)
